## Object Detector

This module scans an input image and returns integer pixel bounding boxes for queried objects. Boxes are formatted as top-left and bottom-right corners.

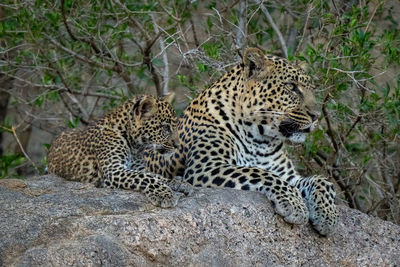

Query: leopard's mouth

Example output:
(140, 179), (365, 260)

(278, 119), (311, 138)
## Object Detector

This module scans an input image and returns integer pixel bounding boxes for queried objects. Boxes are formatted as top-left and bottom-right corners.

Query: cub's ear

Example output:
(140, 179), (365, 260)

(243, 47), (275, 79)
(162, 92), (175, 105)
(134, 96), (156, 119)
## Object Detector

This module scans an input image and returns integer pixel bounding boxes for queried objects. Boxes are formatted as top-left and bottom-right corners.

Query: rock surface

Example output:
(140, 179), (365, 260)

(0, 175), (399, 266)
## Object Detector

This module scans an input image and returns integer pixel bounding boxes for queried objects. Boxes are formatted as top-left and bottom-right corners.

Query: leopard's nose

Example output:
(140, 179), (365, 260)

(307, 111), (319, 122)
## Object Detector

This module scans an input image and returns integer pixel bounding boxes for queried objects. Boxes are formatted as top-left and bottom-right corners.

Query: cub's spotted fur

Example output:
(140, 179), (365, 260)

(48, 94), (189, 207)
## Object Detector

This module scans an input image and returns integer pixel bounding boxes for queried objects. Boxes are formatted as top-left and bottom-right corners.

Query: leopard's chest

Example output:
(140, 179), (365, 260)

(235, 143), (279, 169)
(126, 148), (146, 171)
(229, 129), (289, 174)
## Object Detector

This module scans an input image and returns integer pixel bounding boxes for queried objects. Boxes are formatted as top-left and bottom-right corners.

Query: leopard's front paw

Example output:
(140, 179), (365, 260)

(270, 186), (309, 225)
(168, 176), (194, 196)
(145, 186), (179, 208)
(306, 176), (338, 236)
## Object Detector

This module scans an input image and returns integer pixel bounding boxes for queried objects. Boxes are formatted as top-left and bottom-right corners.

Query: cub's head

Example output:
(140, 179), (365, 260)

(241, 47), (319, 143)
(129, 94), (177, 149)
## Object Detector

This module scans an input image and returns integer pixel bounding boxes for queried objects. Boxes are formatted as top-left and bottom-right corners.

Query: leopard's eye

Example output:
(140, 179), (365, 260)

(162, 124), (171, 133)
(285, 83), (303, 98)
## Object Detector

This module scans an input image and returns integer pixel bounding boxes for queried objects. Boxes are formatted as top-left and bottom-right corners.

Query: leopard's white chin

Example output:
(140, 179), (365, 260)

(288, 133), (306, 143)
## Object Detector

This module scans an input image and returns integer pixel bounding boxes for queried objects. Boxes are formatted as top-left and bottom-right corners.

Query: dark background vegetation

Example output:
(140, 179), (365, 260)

(1, 0), (399, 224)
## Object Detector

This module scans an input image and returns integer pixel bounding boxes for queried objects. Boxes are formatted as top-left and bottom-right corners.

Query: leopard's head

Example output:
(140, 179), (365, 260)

(129, 94), (178, 149)
(241, 47), (318, 143)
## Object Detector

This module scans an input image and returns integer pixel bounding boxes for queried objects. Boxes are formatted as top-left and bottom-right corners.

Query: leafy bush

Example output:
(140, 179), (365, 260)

(0, 0), (399, 223)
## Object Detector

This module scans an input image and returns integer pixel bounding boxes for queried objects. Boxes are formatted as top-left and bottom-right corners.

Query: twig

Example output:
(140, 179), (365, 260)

(113, 0), (152, 40)
(322, 93), (339, 153)
(46, 36), (115, 70)
(365, 1), (383, 33)
(257, 0), (288, 57)
(11, 126), (39, 174)
(295, 3), (313, 53)
(47, 36), (138, 94)
(158, 1), (182, 22)
(211, 7), (223, 25)
(141, 32), (164, 95)
(344, 115), (361, 138)
(0, 73), (122, 100)
(60, 0), (139, 94)
(219, 0), (240, 13)
(189, 15), (199, 47)
(60, 0), (100, 53)
(366, 197), (387, 215)
(330, 0), (341, 16)
(45, 52), (90, 124)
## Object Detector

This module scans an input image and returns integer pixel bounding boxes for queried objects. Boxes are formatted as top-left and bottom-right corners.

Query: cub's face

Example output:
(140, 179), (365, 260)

(130, 95), (178, 149)
(242, 48), (319, 143)
(141, 100), (178, 149)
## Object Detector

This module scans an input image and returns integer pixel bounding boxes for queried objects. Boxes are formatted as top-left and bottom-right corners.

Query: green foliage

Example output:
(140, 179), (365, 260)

(67, 117), (80, 129)
(0, 154), (25, 179)
(293, 1), (400, 222)
(1, 0), (399, 223)
(202, 43), (222, 60)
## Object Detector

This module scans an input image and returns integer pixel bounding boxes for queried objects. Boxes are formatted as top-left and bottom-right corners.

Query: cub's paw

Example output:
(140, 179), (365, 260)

(145, 185), (179, 208)
(306, 176), (338, 235)
(269, 185), (309, 225)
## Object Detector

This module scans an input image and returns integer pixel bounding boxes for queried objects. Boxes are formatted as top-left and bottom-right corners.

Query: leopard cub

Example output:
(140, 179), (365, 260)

(47, 94), (190, 207)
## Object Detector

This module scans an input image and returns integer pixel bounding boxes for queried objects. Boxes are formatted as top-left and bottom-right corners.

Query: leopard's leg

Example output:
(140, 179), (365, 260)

(289, 175), (338, 235)
(102, 170), (180, 208)
(144, 146), (193, 195)
(184, 159), (309, 225)
(96, 133), (179, 208)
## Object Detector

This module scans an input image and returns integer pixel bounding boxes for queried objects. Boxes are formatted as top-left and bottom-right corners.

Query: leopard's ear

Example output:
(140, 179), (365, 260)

(162, 92), (175, 105)
(243, 47), (275, 79)
(134, 96), (157, 119)
(296, 60), (309, 73)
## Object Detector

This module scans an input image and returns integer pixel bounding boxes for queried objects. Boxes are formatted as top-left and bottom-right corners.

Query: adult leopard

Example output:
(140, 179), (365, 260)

(145, 47), (338, 235)
(47, 94), (189, 208)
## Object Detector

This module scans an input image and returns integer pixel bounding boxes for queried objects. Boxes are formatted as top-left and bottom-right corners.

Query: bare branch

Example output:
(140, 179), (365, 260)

(0, 73), (122, 100)
(235, 0), (247, 50)
(158, 1), (182, 22)
(365, 1), (383, 33)
(112, 0), (151, 40)
(344, 115), (361, 139)
(189, 15), (200, 48)
(257, 0), (288, 57)
(46, 36), (115, 70)
(151, 15), (169, 96)
(322, 93), (339, 153)
(11, 126), (39, 174)
(46, 36), (138, 94)
(219, 0), (240, 13)
(295, 4), (314, 54)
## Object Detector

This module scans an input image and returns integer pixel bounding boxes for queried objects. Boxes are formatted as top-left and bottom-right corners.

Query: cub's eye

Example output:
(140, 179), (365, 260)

(285, 83), (303, 98)
(162, 124), (171, 133)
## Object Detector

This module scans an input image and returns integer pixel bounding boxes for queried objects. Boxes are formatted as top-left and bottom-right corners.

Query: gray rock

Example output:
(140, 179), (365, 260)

(0, 175), (399, 266)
